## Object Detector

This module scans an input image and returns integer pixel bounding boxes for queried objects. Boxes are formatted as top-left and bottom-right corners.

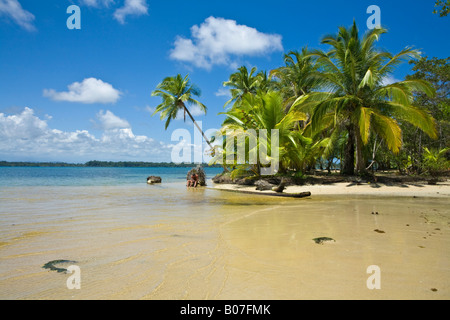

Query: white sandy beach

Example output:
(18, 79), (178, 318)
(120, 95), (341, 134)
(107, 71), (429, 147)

(213, 180), (450, 198)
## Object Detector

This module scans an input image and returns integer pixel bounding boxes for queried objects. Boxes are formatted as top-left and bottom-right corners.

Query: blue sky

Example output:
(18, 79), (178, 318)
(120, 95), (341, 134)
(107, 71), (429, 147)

(0, 0), (448, 163)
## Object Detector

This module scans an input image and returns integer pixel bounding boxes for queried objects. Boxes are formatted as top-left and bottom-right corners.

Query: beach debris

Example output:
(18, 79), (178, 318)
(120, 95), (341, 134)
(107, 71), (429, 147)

(431, 288), (438, 292)
(255, 180), (275, 191)
(313, 237), (335, 245)
(147, 176), (162, 184)
(374, 229), (385, 234)
(42, 260), (77, 273)
(272, 179), (286, 193)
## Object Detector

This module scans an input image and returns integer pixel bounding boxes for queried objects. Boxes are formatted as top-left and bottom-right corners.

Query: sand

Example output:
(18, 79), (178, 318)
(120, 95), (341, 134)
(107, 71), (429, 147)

(0, 182), (449, 300)
(213, 180), (450, 198)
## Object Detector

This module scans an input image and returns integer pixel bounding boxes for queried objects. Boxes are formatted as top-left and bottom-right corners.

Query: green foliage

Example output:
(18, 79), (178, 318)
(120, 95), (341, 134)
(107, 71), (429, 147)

(398, 56), (450, 174)
(421, 147), (450, 176)
(434, 0), (450, 16)
(222, 66), (276, 108)
(212, 91), (329, 176)
(152, 74), (207, 130)
(294, 21), (437, 174)
(150, 22), (448, 180)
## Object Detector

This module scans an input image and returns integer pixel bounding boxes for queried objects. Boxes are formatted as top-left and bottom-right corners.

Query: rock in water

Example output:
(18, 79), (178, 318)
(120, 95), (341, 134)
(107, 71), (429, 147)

(147, 176), (162, 184)
(186, 166), (207, 186)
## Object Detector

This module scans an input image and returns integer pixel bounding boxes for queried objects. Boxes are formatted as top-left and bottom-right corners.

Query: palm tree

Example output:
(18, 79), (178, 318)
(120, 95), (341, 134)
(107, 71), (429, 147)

(151, 74), (213, 149)
(222, 66), (263, 108)
(212, 91), (328, 175)
(295, 21), (438, 175)
(271, 47), (324, 109)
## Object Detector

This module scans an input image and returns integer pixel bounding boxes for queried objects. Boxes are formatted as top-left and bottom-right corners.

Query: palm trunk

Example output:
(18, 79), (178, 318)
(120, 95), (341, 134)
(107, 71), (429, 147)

(182, 105), (213, 149)
(342, 125), (355, 175)
(355, 126), (367, 175)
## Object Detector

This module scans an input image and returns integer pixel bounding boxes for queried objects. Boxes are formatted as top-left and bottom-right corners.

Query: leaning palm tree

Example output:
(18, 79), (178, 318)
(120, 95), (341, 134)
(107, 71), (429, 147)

(151, 74), (213, 149)
(294, 21), (438, 175)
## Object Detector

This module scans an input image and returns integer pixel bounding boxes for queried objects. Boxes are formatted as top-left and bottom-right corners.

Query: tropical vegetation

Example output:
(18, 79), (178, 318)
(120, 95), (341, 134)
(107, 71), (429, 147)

(152, 21), (449, 179)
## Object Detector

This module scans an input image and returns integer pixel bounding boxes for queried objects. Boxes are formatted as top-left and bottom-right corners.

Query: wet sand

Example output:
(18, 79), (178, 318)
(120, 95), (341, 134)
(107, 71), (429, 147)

(0, 182), (449, 300)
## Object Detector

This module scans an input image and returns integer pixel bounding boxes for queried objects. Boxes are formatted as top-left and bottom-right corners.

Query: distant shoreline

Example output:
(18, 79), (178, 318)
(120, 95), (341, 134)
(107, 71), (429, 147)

(0, 161), (222, 168)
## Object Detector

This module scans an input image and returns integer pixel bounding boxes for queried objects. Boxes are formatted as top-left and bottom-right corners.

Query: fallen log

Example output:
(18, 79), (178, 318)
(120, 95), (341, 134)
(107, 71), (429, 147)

(214, 188), (311, 198)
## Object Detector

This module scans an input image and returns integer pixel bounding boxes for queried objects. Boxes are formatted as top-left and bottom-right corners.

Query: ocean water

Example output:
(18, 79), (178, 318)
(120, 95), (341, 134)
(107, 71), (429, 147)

(0, 166), (224, 187)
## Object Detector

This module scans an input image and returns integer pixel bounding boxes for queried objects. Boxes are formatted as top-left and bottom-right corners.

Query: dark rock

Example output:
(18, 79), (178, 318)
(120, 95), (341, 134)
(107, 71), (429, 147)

(255, 180), (275, 191)
(236, 178), (256, 186)
(212, 172), (233, 184)
(187, 166), (206, 186)
(147, 176), (162, 184)
(266, 177), (282, 185)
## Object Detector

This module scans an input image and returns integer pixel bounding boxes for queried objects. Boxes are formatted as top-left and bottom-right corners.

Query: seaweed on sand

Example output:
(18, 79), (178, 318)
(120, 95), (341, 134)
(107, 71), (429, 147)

(42, 260), (77, 273)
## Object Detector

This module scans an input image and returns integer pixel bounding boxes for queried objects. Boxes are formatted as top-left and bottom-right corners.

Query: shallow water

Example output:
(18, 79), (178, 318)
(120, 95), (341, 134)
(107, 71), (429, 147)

(0, 178), (449, 300)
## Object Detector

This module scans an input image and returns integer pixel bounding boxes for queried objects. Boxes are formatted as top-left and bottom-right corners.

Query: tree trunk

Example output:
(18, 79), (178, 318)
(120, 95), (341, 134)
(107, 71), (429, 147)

(355, 126), (367, 175)
(342, 126), (355, 175)
(183, 105), (213, 149)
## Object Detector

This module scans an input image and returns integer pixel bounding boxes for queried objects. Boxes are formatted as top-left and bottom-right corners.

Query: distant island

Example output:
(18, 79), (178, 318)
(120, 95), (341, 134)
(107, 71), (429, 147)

(0, 161), (222, 168)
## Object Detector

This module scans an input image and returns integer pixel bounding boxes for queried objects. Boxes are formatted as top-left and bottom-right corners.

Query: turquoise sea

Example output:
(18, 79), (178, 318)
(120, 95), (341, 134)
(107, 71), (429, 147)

(0, 167), (224, 187)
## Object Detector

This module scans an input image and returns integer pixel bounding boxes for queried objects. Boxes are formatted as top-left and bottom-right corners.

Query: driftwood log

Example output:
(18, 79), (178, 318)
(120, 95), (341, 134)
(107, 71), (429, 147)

(217, 189), (311, 198)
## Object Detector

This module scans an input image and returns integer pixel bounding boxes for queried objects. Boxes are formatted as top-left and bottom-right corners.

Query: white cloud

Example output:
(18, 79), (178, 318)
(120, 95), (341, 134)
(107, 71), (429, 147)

(0, 108), (172, 162)
(215, 88), (231, 98)
(79, 0), (114, 7)
(381, 75), (402, 86)
(0, 0), (36, 31)
(96, 110), (130, 130)
(170, 17), (283, 69)
(113, 0), (148, 24)
(0, 107), (47, 139)
(43, 78), (122, 104)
